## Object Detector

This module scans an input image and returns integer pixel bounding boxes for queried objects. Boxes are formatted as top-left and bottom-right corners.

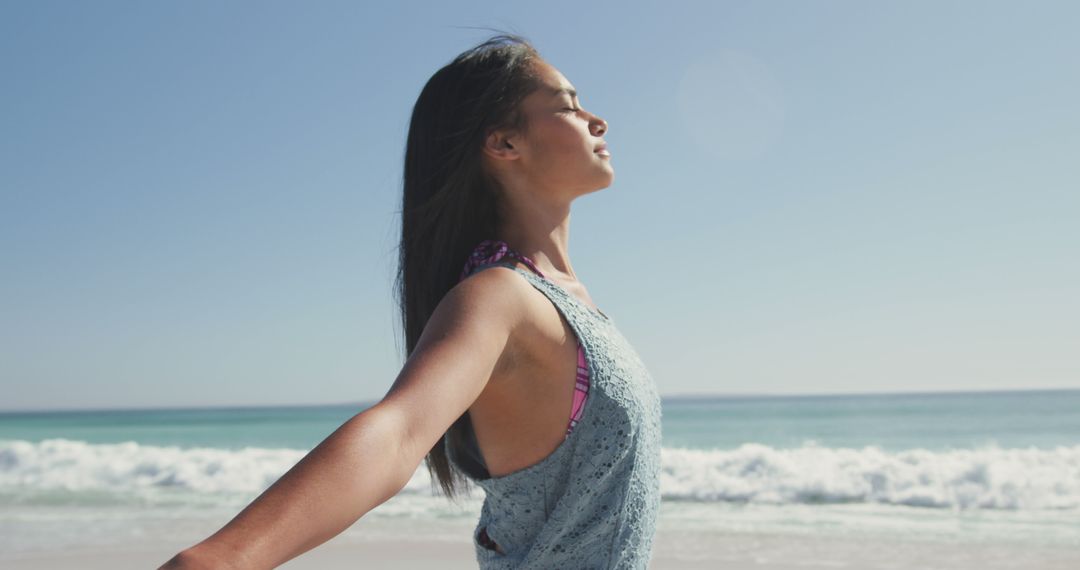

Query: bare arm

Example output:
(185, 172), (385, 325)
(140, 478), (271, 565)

(160, 268), (525, 569)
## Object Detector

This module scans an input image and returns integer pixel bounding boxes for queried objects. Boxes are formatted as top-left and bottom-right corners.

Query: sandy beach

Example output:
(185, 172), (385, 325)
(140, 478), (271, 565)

(5, 526), (1080, 570)
(5, 0), (1080, 567)
(4, 393), (1078, 569)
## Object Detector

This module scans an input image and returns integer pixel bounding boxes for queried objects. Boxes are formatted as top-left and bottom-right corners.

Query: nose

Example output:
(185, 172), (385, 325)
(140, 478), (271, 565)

(589, 114), (608, 137)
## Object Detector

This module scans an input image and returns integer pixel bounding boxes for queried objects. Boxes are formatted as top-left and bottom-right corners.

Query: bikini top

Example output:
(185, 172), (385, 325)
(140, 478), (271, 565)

(459, 239), (590, 438)
(448, 238), (664, 569)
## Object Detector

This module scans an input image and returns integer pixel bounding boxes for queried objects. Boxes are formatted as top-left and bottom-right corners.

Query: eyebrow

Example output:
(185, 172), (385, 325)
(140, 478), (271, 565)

(550, 87), (577, 98)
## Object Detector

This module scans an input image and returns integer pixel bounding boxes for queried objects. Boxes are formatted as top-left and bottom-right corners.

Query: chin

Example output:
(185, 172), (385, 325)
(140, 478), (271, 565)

(584, 174), (614, 195)
(566, 168), (615, 199)
(598, 170), (615, 189)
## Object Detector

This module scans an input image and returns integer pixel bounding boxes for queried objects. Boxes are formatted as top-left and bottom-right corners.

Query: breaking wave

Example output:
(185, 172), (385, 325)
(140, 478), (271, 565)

(2, 439), (1077, 510)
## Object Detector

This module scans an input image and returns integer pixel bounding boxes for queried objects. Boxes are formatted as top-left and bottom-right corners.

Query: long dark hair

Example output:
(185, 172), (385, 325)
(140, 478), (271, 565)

(394, 34), (542, 500)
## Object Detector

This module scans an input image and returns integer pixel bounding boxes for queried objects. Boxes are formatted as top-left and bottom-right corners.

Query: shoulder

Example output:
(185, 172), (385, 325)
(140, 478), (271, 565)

(413, 265), (542, 381)
(453, 263), (534, 303)
(436, 264), (536, 333)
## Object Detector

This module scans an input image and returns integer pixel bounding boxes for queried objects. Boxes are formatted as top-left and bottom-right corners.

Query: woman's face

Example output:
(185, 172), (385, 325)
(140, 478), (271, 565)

(503, 60), (612, 199)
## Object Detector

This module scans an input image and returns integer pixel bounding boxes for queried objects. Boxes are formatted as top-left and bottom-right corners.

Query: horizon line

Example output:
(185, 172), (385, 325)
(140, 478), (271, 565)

(1, 386), (1077, 415)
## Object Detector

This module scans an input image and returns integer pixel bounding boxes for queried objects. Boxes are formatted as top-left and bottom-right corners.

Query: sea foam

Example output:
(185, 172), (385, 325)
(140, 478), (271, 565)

(2, 439), (1077, 510)
(660, 443), (1080, 510)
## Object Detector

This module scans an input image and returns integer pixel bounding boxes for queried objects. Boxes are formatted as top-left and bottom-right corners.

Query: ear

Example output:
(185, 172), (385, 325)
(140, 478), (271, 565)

(482, 129), (522, 162)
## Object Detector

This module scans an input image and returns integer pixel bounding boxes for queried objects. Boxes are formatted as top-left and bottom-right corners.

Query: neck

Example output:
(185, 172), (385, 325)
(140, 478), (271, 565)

(495, 195), (577, 281)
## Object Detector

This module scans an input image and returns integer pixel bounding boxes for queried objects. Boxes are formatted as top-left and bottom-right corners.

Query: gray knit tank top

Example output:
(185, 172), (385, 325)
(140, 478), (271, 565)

(446, 262), (663, 569)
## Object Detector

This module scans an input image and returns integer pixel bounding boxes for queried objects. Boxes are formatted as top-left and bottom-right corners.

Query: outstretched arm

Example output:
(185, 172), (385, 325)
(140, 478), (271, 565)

(159, 267), (525, 569)
(160, 405), (414, 569)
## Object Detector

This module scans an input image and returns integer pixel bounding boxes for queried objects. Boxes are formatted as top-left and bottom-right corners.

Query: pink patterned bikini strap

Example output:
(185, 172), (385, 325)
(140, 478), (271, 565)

(460, 238), (590, 441)
(459, 239), (546, 282)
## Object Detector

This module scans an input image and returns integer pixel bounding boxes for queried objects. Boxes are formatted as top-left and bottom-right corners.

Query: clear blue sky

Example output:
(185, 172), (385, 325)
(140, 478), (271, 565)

(2, 1), (1077, 411)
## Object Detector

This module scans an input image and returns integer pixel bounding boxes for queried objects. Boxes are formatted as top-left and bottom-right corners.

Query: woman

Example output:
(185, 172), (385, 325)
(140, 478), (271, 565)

(161, 34), (662, 569)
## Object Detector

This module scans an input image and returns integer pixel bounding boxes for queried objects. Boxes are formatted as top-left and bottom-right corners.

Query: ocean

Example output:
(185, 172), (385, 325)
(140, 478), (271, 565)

(2, 389), (1078, 560)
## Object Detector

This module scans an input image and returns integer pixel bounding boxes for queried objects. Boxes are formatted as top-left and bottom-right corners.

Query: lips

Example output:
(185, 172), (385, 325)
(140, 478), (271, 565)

(594, 143), (610, 157)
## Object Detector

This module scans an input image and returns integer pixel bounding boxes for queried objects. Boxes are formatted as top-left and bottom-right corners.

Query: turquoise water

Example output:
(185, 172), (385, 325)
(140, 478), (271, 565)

(2, 389), (1077, 451)
(2, 389), (1078, 556)
(662, 389), (1080, 451)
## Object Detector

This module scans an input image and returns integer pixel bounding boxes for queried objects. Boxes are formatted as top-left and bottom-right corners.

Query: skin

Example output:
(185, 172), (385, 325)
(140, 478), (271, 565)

(474, 58), (613, 478)
(159, 58), (611, 568)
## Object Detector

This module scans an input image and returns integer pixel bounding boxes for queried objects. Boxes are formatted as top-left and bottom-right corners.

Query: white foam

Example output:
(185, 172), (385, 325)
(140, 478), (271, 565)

(660, 442), (1080, 510)
(2, 439), (1078, 511)
(0, 438), (306, 495)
